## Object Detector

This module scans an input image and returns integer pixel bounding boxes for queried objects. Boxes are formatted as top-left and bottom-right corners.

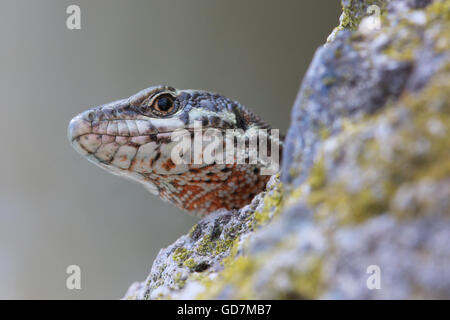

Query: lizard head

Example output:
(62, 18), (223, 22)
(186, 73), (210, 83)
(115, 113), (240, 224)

(68, 85), (278, 215)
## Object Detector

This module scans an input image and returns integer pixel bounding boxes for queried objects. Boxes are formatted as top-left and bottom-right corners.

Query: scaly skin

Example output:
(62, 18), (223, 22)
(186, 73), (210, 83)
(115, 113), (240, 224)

(68, 85), (281, 216)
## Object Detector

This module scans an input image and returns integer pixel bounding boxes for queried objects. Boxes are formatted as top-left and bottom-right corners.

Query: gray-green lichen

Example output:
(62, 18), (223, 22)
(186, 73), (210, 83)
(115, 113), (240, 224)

(124, 175), (284, 299)
(327, 0), (387, 42)
(124, 0), (450, 300)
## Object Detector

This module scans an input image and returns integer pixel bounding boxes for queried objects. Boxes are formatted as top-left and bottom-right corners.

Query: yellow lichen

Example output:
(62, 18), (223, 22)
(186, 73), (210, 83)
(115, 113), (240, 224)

(172, 247), (190, 264)
(290, 257), (324, 298)
(183, 258), (197, 269)
(306, 66), (450, 225)
(198, 256), (257, 299)
(253, 180), (284, 227)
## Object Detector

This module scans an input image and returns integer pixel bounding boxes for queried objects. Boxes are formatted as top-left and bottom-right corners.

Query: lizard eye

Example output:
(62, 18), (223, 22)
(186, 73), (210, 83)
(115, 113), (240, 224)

(156, 96), (173, 111)
(149, 94), (177, 116)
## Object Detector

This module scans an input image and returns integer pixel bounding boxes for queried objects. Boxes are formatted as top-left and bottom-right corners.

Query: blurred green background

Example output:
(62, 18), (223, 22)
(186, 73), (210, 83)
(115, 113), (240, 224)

(0, 0), (340, 299)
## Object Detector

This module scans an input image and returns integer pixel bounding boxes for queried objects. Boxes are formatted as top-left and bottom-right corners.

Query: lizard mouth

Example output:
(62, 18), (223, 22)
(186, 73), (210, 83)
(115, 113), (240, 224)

(68, 113), (233, 177)
(68, 91), (240, 180)
(68, 104), (235, 143)
(68, 115), (230, 153)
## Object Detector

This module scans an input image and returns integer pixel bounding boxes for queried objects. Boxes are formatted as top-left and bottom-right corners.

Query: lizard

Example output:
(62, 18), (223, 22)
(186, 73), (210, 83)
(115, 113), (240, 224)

(68, 85), (281, 216)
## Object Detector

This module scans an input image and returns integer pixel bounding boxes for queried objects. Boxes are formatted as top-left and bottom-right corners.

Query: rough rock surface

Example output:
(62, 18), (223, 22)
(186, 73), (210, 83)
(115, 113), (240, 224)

(124, 0), (450, 299)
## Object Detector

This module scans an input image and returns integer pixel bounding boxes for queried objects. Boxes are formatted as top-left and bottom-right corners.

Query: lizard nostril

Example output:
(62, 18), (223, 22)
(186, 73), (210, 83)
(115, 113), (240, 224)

(86, 111), (95, 121)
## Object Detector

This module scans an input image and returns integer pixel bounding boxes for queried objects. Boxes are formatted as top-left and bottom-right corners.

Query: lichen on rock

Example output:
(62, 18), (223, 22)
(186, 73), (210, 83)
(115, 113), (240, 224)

(124, 0), (450, 300)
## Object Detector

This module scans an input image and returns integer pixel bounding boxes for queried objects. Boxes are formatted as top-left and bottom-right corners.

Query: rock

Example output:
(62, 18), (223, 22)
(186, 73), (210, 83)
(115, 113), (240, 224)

(124, 175), (283, 299)
(124, 0), (450, 299)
